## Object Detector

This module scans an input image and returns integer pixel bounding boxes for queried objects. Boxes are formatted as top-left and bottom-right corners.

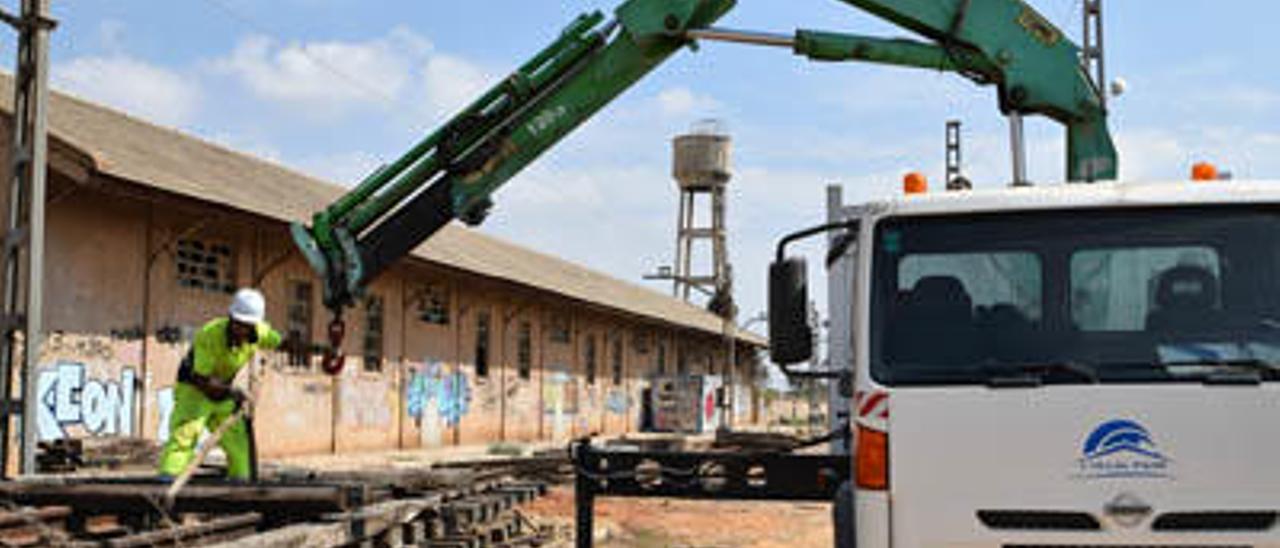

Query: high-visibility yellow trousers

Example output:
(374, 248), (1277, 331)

(157, 382), (250, 480)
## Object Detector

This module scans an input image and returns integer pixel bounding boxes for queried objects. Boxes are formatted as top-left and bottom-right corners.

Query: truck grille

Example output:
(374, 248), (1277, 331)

(978, 510), (1100, 530)
(1152, 511), (1277, 531)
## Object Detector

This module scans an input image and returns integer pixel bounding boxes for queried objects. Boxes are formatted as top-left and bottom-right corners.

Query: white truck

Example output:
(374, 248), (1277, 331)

(773, 177), (1280, 546)
(283, 0), (1275, 541)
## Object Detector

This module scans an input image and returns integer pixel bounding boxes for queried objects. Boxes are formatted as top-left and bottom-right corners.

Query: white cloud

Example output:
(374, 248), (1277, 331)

(1216, 86), (1280, 112)
(422, 53), (495, 121)
(98, 19), (126, 53)
(495, 163), (608, 208)
(53, 55), (200, 127)
(656, 87), (722, 117)
(1135, 81), (1280, 120)
(821, 69), (988, 118)
(208, 26), (499, 127)
(1115, 129), (1188, 181)
(1105, 125), (1280, 182)
(295, 150), (385, 186)
(482, 154), (876, 326)
(481, 164), (668, 294)
(210, 28), (429, 119)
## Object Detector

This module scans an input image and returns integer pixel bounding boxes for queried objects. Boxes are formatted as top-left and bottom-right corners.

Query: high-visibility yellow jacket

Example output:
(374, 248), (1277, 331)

(190, 317), (282, 382)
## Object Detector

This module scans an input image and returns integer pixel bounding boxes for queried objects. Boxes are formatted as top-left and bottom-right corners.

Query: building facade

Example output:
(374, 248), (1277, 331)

(1, 78), (766, 461)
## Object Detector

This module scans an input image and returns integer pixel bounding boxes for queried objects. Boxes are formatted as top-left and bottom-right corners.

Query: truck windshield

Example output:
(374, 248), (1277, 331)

(870, 206), (1280, 385)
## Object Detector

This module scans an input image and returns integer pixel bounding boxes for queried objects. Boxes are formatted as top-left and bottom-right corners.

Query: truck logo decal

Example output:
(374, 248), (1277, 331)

(1075, 419), (1171, 479)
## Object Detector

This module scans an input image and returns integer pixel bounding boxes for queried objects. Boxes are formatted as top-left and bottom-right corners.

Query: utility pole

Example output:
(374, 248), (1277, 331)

(0, 0), (54, 477)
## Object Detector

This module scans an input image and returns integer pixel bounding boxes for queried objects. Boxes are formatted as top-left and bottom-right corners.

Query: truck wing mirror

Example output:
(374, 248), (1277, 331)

(769, 257), (812, 364)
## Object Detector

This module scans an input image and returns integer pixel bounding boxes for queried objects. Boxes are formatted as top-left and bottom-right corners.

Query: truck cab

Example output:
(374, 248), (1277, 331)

(793, 179), (1280, 546)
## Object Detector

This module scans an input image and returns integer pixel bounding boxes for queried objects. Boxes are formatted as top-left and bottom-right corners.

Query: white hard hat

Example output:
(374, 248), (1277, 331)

(229, 288), (266, 324)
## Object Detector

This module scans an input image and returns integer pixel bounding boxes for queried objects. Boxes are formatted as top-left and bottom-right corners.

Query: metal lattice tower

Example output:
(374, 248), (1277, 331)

(0, 0), (53, 477)
(944, 120), (970, 191)
(1082, 0), (1106, 110)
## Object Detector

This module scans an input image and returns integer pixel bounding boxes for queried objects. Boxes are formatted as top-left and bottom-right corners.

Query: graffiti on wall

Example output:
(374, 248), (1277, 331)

(605, 390), (628, 415)
(439, 371), (471, 426)
(474, 371), (499, 412)
(405, 360), (472, 428)
(155, 387), (174, 443)
(339, 379), (394, 428)
(42, 332), (144, 365)
(541, 366), (577, 440)
(404, 363), (436, 424)
(541, 368), (578, 415)
(735, 385), (751, 420)
(36, 362), (136, 441)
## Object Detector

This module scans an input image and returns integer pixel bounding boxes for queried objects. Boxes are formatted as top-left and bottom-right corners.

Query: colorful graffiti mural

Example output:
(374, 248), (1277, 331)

(155, 387), (174, 442)
(339, 379), (394, 428)
(405, 360), (472, 427)
(541, 368), (578, 415)
(440, 372), (471, 426)
(37, 362), (136, 441)
(541, 367), (578, 440)
(735, 385), (751, 421)
(605, 390), (628, 415)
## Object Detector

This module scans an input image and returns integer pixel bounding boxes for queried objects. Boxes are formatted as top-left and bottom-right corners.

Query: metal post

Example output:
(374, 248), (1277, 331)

(824, 185), (852, 454)
(22, 0), (49, 476)
(671, 192), (688, 298)
(1008, 113), (1029, 187)
(807, 300), (820, 437)
(0, 0), (53, 477)
(573, 442), (595, 548)
(723, 315), (734, 430)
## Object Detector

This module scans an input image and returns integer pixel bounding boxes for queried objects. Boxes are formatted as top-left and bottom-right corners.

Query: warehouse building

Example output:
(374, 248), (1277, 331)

(0, 76), (766, 459)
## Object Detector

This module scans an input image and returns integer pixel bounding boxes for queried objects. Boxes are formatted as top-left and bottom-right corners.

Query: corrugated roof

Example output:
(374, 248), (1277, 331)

(0, 74), (764, 345)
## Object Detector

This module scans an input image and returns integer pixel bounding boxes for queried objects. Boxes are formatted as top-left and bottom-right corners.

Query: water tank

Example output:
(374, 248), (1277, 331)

(673, 120), (731, 191)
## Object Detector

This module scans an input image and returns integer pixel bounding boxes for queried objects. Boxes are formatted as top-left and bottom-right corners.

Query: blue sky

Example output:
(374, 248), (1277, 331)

(8, 1), (1280, 343)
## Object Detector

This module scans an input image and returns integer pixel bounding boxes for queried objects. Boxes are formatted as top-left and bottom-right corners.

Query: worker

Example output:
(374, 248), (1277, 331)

(158, 288), (281, 481)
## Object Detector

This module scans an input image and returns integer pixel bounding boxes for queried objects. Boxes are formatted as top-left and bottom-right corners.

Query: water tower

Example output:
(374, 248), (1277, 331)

(669, 120), (733, 318)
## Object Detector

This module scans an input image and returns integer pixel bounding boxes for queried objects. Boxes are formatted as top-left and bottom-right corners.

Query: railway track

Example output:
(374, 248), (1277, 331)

(0, 454), (569, 547)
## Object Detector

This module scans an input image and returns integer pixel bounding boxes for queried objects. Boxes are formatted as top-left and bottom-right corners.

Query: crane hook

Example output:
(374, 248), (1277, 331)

(321, 316), (346, 375)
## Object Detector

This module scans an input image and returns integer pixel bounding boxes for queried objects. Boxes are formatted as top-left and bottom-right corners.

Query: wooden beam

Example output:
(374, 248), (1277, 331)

(0, 505), (70, 527)
(87, 513), (260, 548)
(0, 482), (360, 516)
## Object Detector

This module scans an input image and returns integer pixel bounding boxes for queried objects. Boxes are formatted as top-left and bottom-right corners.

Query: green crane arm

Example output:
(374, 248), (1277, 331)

(690, 0), (1116, 182)
(292, 0), (737, 318)
(831, 0), (1117, 181)
(292, 0), (1117, 344)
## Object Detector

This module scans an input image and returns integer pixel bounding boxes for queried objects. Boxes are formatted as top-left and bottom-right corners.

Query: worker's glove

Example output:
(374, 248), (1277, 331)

(198, 379), (231, 401)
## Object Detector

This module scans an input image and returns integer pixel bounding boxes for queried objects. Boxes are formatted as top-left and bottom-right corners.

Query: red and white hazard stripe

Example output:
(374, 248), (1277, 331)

(853, 389), (890, 428)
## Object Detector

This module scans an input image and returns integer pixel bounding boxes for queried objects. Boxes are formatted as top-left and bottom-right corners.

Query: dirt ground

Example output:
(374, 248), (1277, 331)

(266, 441), (833, 546)
(522, 486), (832, 548)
